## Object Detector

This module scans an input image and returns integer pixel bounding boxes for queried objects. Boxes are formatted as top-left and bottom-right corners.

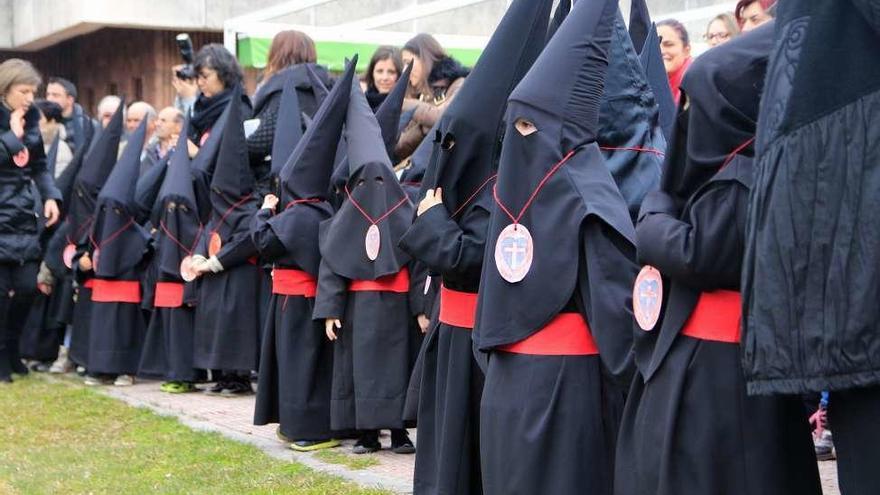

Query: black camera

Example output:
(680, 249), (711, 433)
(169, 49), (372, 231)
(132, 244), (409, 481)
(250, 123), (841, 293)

(175, 33), (196, 80)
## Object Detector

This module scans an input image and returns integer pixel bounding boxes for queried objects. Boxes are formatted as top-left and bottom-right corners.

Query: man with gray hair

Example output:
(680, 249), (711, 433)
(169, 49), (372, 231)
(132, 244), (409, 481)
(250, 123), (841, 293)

(97, 95), (123, 129)
(141, 106), (183, 175)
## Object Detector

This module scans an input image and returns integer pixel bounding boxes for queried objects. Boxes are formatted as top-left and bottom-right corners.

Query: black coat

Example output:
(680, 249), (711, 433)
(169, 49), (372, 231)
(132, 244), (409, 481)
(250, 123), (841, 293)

(742, 0), (880, 395)
(0, 104), (61, 263)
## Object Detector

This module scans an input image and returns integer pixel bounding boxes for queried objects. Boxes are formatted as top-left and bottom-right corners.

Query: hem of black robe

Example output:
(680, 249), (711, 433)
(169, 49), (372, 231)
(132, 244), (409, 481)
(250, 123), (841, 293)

(747, 371), (880, 396)
(193, 354), (256, 373)
(331, 397), (406, 430)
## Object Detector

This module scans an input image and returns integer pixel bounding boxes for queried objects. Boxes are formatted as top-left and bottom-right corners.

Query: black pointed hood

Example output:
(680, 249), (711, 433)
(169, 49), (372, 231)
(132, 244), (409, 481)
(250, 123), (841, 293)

(211, 86), (253, 198)
(374, 63), (412, 162)
(76, 98), (124, 190)
(98, 118), (147, 210)
(546, 0), (570, 43)
(190, 99), (230, 223)
(640, 25), (676, 141)
(269, 74), (304, 179)
(475, 0), (635, 351)
(280, 56), (356, 202)
(68, 98), (125, 244)
(661, 22), (774, 204)
(597, 9), (665, 219)
(628, 0), (652, 54)
(318, 75), (413, 280)
(306, 64), (330, 105)
(90, 117), (151, 278)
(154, 128), (202, 281)
(423, 0), (552, 216)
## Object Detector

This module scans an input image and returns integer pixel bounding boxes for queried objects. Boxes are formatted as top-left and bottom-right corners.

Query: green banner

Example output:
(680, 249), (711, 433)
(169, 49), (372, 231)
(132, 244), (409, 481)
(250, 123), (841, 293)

(238, 36), (483, 71)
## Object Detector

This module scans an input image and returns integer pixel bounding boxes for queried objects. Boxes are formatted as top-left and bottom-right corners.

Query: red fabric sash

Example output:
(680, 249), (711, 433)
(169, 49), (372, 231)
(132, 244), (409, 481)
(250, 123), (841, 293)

(499, 313), (598, 356)
(272, 268), (317, 297)
(91, 279), (141, 304)
(681, 290), (741, 344)
(154, 282), (184, 308)
(83, 279), (95, 289)
(439, 285), (478, 329)
(349, 268), (410, 293)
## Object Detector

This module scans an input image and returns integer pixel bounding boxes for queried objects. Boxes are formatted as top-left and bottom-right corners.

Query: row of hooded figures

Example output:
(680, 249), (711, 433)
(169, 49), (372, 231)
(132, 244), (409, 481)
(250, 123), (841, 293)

(33, 0), (876, 493)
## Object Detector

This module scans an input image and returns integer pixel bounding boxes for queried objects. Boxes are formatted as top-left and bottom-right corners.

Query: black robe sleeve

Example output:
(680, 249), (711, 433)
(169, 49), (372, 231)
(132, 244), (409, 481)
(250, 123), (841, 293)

(578, 217), (639, 386)
(851, 0), (880, 35)
(250, 207), (287, 262)
(313, 259), (349, 320)
(636, 184), (747, 292)
(407, 259), (430, 317)
(215, 232), (259, 269)
(398, 204), (489, 280)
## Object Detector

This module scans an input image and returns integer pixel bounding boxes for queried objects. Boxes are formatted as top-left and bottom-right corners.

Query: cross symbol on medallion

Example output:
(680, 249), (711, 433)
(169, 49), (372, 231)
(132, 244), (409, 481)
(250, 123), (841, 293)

(504, 241), (526, 266)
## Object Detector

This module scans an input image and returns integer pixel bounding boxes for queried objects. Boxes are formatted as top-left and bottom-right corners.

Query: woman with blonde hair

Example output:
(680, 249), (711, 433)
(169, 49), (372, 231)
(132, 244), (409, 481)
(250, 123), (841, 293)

(0, 58), (62, 382)
(704, 12), (740, 47)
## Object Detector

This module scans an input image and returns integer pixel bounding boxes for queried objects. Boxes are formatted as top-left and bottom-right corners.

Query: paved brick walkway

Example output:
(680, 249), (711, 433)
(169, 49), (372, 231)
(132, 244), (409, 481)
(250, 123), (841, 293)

(94, 379), (841, 494)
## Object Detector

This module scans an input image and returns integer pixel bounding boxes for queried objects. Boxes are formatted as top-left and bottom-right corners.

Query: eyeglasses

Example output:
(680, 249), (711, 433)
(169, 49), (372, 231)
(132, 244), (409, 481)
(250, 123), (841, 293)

(703, 32), (731, 42)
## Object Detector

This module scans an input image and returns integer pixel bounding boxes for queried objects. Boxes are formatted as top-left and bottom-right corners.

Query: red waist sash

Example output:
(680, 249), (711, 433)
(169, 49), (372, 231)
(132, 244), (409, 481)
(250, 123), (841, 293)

(83, 279), (95, 289)
(681, 290), (741, 344)
(91, 279), (141, 304)
(272, 268), (317, 297)
(439, 285), (478, 329)
(499, 313), (599, 356)
(349, 268), (409, 293)
(154, 282), (184, 308)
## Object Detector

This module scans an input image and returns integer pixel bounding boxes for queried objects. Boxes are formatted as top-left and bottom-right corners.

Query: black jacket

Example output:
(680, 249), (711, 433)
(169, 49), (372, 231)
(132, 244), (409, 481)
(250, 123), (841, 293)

(62, 103), (97, 155)
(0, 104), (62, 263)
(742, 0), (880, 395)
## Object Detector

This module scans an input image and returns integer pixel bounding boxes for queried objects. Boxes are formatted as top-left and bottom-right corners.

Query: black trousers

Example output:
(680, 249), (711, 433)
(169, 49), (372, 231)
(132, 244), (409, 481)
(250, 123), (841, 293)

(829, 386), (880, 495)
(0, 261), (39, 375)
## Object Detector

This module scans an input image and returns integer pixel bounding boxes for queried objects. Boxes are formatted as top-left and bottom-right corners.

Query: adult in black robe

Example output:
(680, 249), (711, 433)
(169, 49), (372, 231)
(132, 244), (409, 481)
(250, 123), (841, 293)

(472, 1), (638, 493)
(741, 2), (880, 492)
(137, 130), (201, 390)
(614, 23), (822, 495)
(251, 58), (356, 451)
(82, 119), (152, 379)
(313, 76), (416, 453)
(190, 87), (261, 395)
(67, 102), (125, 368)
(398, 0), (553, 492)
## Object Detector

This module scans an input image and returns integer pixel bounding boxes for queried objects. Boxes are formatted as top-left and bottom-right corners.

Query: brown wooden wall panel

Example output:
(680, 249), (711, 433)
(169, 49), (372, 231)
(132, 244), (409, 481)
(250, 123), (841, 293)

(2, 28), (237, 117)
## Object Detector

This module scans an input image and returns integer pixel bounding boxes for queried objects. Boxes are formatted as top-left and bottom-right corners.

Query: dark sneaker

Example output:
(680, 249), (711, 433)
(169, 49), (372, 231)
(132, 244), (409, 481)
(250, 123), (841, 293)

(205, 381), (227, 395)
(291, 439), (341, 452)
(391, 429), (415, 454)
(352, 432), (381, 454)
(220, 380), (253, 397)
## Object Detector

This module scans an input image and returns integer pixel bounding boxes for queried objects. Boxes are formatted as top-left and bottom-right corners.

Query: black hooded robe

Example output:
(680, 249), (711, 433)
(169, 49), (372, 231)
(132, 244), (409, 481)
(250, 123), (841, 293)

(614, 24), (821, 495)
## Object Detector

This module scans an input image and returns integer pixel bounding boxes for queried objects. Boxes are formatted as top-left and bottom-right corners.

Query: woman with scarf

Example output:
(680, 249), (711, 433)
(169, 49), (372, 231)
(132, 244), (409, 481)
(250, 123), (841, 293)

(187, 44), (252, 156)
(656, 19), (691, 104)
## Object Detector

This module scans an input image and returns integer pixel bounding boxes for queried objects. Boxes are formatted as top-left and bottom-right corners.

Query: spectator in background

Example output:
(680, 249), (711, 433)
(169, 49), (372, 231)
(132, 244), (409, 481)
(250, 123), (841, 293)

(704, 12), (740, 48)
(125, 101), (157, 138)
(363, 46), (403, 111)
(140, 106), (182, 176)
(44, 77), (97, 154)
(657, 19), (692, 104)
(398, 33), (468, 160)
(96, 95), (122, 128)
(34, 99), (73, 177)
(187, 43), (251, 156)
(735, 0), (774, 32)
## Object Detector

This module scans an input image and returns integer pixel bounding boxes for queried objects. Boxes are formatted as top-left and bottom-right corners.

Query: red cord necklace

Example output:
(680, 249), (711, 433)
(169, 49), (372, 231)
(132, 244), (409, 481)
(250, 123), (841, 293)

(492, 150), (575, 283)
(344, 185), (410, 262)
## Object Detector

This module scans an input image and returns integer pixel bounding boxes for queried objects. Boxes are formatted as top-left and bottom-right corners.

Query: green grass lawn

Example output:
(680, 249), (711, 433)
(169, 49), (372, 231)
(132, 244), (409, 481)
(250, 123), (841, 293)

(0, 375), (389, 494)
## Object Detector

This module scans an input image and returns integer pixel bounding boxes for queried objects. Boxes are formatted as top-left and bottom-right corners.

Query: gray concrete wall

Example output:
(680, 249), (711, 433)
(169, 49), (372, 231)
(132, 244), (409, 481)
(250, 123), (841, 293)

(0, 0), (739, 51)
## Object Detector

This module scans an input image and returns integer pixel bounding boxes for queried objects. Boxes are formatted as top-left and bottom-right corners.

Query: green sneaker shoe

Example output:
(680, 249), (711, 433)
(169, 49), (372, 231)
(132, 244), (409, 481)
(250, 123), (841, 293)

(290, 439), (341, 452)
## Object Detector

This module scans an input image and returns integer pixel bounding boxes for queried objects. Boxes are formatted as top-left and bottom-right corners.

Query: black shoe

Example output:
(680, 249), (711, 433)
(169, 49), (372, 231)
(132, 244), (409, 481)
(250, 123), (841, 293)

(0, 350), (14, 383)
(205, 381), (227, 394)
(10, 358), (28, 376)
(220, 380), (253, 397)
(352, 431), (381, 454)
(390, 429), (415, 454)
